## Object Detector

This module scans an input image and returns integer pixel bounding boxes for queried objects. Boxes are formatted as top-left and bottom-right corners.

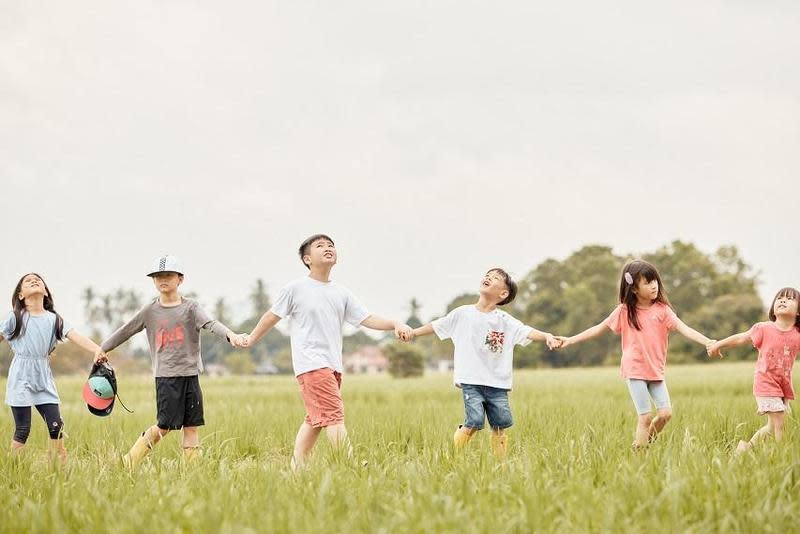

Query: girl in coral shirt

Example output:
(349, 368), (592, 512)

(708, 287), (800, 453)
(557, 260), (717, 450)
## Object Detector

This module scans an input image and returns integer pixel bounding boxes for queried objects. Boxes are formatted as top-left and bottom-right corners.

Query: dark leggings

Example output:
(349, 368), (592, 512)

(10, 404), (64, 443)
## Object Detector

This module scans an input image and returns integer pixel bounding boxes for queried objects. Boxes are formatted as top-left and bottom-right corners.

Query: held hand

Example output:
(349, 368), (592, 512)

(706, 340), (723, 359)
(228, 333), (248, 348)
(94, 349), (108, 363)
(395, 323), (413, 342)
(545, 333), (561, 350)
(554, 336), (570, 350)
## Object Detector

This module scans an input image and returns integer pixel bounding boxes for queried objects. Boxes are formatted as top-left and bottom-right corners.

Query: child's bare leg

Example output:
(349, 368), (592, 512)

(325, 422), (353, 457)
(48, 438), (67, 464)
(770, 412), (785, 442)
(633, 413), (653, 448)
(182, 426), (199, 448)
(738, 411), (785, 453)
(292, 422), (322, 470)
(647, 408), (672, 442)
(182, 426), (201, 461)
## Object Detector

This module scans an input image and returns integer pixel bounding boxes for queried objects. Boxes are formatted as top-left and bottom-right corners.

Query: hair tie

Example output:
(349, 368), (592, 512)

(624, 272), (634, 285)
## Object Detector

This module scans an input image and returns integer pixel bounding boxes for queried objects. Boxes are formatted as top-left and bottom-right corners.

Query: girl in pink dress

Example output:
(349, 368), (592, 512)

(708, 287), (800, 453)
(557, 260), (717, 450)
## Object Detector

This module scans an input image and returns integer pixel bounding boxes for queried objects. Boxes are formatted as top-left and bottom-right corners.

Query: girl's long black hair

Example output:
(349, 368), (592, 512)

(9, 273), (65, 347)
(618, 260), (672, 331)
(768, 287), (800, 332)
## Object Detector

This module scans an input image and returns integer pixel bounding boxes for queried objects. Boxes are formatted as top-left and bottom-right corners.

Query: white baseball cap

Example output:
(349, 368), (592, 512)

(147, 255), (185, 277)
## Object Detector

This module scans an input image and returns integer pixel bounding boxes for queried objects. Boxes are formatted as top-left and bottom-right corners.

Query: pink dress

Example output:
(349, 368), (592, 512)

(749, 322), (800, 400)
(603, 303), (678, 381)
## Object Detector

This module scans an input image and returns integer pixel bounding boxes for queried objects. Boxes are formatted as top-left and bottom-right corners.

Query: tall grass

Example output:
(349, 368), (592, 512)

(1, 362), (797, 533)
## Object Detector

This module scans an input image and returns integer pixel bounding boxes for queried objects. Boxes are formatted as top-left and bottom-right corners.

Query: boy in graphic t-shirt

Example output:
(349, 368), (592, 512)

(243, 234), (411, 469)
(98, 255), (245, 470)
(407, 268), (559, 459)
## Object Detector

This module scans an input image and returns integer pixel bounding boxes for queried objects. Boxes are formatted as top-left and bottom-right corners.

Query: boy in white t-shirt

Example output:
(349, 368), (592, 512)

(242, 234), (411, 469)
(407, 268), (559, 458)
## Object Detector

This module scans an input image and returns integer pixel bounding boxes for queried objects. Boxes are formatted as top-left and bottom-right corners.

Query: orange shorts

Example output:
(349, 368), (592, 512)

(297, 367), (344, 428)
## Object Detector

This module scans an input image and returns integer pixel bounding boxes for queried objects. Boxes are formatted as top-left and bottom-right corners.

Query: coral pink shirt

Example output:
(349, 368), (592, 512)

(749, 322), (800, 399)
(603, 303), (678, 381)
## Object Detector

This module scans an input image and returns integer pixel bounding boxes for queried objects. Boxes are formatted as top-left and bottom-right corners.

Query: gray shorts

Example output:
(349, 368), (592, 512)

(626, 379), (671, 415)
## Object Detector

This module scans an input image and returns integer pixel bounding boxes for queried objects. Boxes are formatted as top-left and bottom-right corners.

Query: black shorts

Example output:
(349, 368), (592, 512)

(155, 375), (204, 430)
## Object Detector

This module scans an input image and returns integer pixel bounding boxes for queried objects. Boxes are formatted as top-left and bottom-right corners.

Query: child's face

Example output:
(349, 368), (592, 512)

(18, 274), (48, 300)
(632, 276), (658, 302)
(773, 294), (799, 318)
(152, 272), (183, 294)
(304, 239), (337, 269)
(479, 271), (509, 304)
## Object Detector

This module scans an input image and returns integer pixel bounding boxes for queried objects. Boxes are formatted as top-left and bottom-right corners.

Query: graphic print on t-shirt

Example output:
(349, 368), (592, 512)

(155, 321), (186, 350)
(485, 330), (505, 354)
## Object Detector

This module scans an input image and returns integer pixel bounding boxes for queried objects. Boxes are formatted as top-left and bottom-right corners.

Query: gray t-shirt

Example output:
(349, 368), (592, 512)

(1, 311), (74, 406)
(101, 297), (232, 377)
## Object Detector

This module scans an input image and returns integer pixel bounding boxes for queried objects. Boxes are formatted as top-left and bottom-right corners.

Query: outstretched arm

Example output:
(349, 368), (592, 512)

(100, 312), (146, 359)
(247, 311), (282, 345)
(361, 315), (412, 340)
(527, 328), (560, 350)
(707, 331), (750, 358)
(673, 318), (713, 346)
(66, 330), (107, 363)
(410, 323), (435, 340)
(558, 323), (610, 349)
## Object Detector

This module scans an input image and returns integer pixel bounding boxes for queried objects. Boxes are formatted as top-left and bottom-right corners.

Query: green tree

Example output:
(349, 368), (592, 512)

(447, 293), (479, 313)
(202, 297), (234, 364)
(385, 342), (425, 378)
(224, 351), (256, 375)
(407, 298), (423, 329)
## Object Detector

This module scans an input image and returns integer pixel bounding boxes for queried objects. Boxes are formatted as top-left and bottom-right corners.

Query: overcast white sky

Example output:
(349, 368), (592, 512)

(1, 1), (798, 332)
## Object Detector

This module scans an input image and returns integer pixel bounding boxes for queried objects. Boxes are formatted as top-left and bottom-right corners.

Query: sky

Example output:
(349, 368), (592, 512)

(1, 1), (798, 333)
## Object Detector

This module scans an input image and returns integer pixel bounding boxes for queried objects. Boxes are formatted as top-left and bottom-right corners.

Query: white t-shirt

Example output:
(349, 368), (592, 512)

(432, 305), (533, 390)
(270, 276), (370, 376)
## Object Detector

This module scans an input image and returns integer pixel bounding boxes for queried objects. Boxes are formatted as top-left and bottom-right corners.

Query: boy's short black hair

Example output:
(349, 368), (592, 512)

(298, 234), (335, 269)
(489, 267), (517, 306)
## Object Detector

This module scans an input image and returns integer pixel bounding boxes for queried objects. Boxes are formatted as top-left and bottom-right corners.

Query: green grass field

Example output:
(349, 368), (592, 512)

(1, 362), (798, 533)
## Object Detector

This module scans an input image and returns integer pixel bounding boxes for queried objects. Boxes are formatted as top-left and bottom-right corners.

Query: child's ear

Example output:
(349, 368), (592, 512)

(303, 254), (311, 266)
(500, 289), (509, 301)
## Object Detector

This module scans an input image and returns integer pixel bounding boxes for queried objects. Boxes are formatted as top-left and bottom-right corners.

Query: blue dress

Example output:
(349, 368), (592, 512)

(1, 311), (73, 406)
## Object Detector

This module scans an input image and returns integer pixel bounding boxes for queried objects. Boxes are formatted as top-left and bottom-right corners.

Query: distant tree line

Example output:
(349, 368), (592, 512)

(0, 241), (766, 375)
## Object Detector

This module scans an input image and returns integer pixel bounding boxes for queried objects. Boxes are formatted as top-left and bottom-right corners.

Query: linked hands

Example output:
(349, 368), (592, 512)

(545, 333), (563, 350)
(228, 333), (251, 348)
(395, 323), (413, 342)
(706, 340), (724, 359)
(93, 348), (108, 363)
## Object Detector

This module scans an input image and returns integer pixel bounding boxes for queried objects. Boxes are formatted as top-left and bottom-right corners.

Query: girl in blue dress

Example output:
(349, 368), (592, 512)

(1, 273), (104, 463)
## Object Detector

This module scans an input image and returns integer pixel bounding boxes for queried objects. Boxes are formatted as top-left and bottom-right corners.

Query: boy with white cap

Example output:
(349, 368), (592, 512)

(97, 255), (244, 469)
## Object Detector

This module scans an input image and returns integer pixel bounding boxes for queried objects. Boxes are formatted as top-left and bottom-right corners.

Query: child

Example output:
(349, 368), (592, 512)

(241, 234), (411, 469)
(1, 272), (105, 463)
(406, 268), (559, 459)
(555, 259), (716, 450)
(708, 287), (800, 453)
(97, 255), (243, 469)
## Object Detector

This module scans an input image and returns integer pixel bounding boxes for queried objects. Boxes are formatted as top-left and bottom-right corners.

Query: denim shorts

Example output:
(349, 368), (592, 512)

(461, 384), (513, 430)
(626, 379), (671, 415)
